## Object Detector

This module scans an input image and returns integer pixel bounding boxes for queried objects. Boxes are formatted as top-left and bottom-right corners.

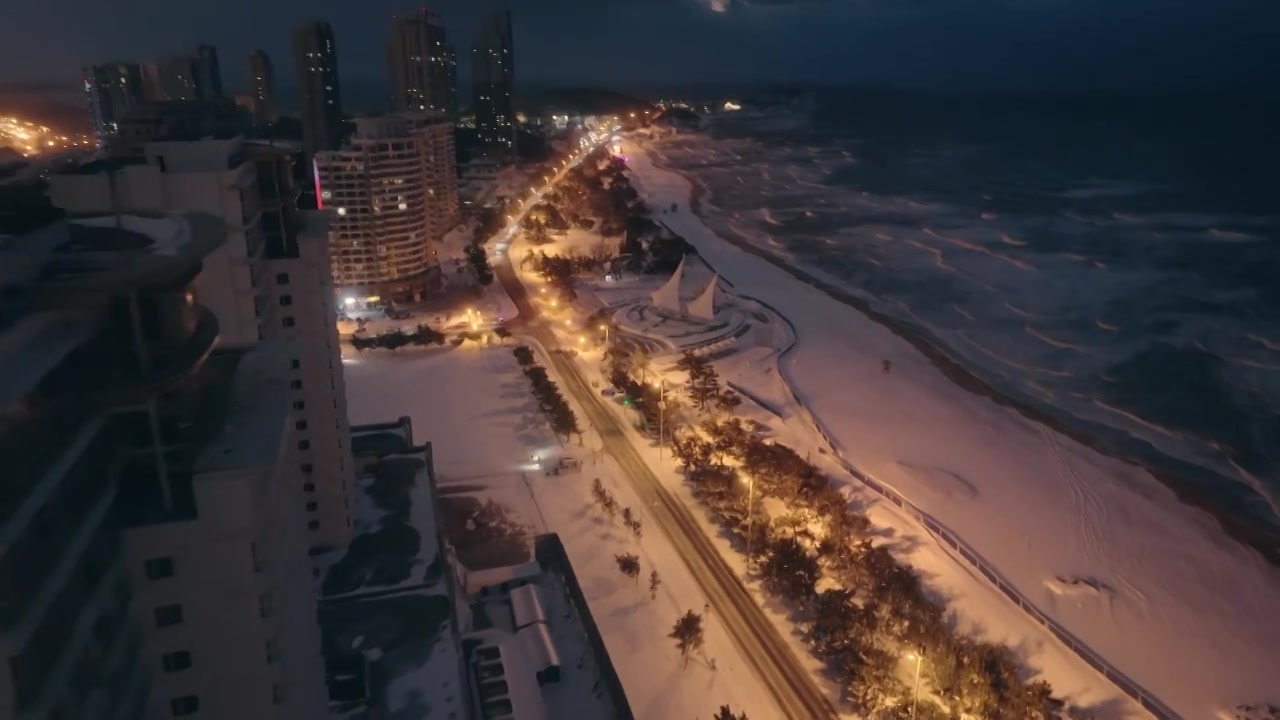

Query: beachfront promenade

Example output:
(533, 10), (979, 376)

(487, 143), (838, 720)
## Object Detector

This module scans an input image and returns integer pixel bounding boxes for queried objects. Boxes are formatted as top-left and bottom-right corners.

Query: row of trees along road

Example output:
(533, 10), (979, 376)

(512, 345), (581, 442)
(603, 344), (1080, 720)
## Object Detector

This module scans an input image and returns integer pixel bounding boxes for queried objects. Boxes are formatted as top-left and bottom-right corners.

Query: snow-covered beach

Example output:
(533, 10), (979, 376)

(621, 135), (1280, 718)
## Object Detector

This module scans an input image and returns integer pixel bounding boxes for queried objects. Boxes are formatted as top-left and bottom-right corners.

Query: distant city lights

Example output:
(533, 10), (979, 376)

(0, 115), (94, 158)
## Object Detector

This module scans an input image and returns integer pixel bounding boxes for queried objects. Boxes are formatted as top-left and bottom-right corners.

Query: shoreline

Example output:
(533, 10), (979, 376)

(647, 145), (1280, 568)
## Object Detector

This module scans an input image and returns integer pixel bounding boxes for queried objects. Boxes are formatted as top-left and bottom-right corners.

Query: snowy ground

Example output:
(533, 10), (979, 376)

(619, 137), (1280, 718)
(520, 260), (1143, 718)
(341, 343), (783, 720)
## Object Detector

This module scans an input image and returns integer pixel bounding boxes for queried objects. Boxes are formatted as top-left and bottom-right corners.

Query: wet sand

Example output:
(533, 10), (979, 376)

(654, 152), (1280, 567)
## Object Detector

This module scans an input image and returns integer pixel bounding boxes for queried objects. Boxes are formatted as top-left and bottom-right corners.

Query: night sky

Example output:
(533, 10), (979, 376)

(2, 0), (1277, 95)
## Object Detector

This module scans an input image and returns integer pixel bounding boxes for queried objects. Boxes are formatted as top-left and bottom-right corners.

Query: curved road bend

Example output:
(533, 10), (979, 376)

(496, 261), (838, 720)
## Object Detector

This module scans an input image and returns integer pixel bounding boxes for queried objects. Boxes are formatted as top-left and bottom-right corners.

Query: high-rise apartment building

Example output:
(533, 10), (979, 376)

(248, 50), (277, 123)
(140, 48), (221, 104)
(48, 125), (355, 550)
(83, 62), (145, 141)
(446, 44), (459, 118)
(292, 22), (344, 159)
(141, 58), (195, 102)
(471, 8), (516, 156)
(195, 45), (224, 99)
(388, 9), (455, 117)
(0, 212), (326, 720)
(314, 113), (461, 303)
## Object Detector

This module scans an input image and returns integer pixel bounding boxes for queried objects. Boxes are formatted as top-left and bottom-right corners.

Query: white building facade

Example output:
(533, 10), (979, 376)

(315, 112), (460, 303)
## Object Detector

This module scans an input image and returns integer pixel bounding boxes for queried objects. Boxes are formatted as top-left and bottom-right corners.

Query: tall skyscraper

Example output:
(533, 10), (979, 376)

(247, 49), (277, 123)
(141, 56), (199, 101)
(139, 48), (222, 103)
(388, 9), (455, 117)
(314, 113), (461, 303)
(82, 61), (145, 141)
(0, 212), (328, 720)
(471, 8), (516, 156)
(292, 22), (344, 158)
(195, 44), (224, 98)
(445, 44), (459, 118)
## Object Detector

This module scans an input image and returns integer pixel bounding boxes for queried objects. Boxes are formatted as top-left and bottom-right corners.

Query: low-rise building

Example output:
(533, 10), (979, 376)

(317, 417), (635, 720)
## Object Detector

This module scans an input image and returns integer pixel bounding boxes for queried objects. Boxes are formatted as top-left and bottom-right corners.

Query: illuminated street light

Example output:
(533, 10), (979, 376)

(909, 648), (926, 719)
(741, 471), (756, 573)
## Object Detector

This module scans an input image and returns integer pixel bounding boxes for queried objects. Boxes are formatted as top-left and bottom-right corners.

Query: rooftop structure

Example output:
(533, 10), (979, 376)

(319, 418), (471, 718)
(319, 419), (634, 720)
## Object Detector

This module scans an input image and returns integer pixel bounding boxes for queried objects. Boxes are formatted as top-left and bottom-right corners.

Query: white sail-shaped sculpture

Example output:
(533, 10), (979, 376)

(687, 272), (718, 322)
(650, 255), (686, 315)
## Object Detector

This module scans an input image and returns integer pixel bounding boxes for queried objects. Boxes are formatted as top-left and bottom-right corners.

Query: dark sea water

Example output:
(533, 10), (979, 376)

(650, 90), (1280, 537)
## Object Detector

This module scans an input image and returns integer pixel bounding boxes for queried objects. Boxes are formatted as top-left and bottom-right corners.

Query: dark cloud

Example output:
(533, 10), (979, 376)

(0, 0), (1275, 95)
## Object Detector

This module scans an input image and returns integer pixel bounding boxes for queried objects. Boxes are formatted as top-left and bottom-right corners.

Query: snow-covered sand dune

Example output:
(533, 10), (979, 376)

(622, 139), (1280, 718)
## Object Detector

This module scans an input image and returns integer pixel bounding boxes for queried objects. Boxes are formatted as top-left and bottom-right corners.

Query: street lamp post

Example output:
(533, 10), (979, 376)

(743, 472), (756, 575)
(653, 378), (666, 459)
(910, 646), (925, 719)
(599, 324), (609, 345)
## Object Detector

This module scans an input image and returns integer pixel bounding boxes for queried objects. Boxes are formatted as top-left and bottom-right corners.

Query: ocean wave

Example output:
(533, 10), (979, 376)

(1208, 228), (1263, 243)
(924, 228), (1034, 271)
(905, 239), (957, 272)
(959, 333), (1075, 377)
(759, 208), (782, 226)
(1003, 301), (1042, 319)
(999, 233), (1027, 246)
(1025, 326), (1093, 354)
(1056, 179), (1156, 199)
(1092, 398), (1186, 441)
(1228, 357), (1280, 372)
(1096, 319), (1121, 333)
(982, 212), (998, 220)
(952, 304), (976, 323)
(1062, 210), (1096, 224)
(1247, 334), (1280, 353)
(1227, 459), (1280, 522)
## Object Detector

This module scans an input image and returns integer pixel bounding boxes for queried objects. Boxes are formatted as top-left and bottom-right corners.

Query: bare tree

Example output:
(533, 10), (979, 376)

(649, 570), (662, 600)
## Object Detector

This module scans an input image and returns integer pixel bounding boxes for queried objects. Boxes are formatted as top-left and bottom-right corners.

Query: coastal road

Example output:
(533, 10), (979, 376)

(495, 258), (838, 720)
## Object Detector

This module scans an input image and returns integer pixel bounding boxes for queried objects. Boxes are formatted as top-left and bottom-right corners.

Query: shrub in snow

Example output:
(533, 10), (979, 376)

(1220, 705), (1280, 720)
